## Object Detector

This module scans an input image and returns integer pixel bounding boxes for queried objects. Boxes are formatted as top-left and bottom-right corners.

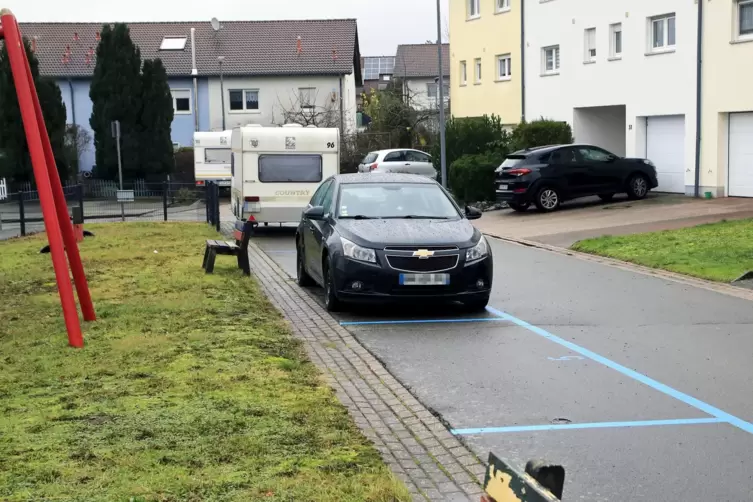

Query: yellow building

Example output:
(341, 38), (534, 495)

(700, 0), (753, 197)
(449, 0), (522, 126)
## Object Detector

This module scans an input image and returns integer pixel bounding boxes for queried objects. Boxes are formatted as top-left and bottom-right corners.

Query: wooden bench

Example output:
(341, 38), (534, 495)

(203, 240), (240, 274)
(201, 219), (255, 275)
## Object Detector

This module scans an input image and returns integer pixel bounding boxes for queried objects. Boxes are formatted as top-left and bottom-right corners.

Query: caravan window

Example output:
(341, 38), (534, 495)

(258, 155), (323, 183)
(204, 148), (232, 164)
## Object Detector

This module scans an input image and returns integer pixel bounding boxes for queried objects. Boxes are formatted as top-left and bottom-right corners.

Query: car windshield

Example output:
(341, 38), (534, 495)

(337, 183), (460, 219)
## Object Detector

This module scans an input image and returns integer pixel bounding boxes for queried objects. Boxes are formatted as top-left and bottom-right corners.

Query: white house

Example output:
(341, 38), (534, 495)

(204, 19), (361, 135)
(524, 0), (699, 194)
(395, 44), (450, 112)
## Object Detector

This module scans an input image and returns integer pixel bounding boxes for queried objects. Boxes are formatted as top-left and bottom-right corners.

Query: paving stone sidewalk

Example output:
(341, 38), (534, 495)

(243, 237), (487, 501)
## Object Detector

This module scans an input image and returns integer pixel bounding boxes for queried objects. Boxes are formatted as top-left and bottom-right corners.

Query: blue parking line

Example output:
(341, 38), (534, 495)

(452, 417), (725, 435)
(339, 317), (510, 326)
(486, 306), (753, 436)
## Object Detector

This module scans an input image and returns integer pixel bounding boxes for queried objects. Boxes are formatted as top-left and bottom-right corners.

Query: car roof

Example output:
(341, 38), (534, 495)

(509, 144), (603, 157)
(368, 148), (430, 155)
(335, 173), (437, 185)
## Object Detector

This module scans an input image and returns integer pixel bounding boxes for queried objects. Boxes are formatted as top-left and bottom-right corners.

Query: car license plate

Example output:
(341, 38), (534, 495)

(399, 273), (450, 286)
(498, 184), (508, 190)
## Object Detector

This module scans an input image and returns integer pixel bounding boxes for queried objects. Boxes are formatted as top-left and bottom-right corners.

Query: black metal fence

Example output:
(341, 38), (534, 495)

(0, 181), (223, 241)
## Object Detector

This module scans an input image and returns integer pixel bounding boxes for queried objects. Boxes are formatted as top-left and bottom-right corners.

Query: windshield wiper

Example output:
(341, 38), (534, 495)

(342, 215), (376, 219)
(384, 215), (452, 220)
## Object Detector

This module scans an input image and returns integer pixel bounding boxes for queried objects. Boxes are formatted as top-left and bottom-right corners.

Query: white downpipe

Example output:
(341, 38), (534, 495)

(191, 27), (199, 132)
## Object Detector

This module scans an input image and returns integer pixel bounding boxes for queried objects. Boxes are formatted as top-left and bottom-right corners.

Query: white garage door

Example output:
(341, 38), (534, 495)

(647, 115), (686, 193)
(729, 113), (753, 197)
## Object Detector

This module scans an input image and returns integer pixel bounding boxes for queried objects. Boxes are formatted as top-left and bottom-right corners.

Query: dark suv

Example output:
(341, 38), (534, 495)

(495, 144), (659, 212)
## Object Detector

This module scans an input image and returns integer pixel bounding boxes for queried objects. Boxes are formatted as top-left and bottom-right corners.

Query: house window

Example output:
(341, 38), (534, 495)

(299, 87), (315, 109)
(738, 0), (753, 38)
(610, 23), (623, 58)
(542, 45), (560, 74)
(650, 14), (676, 51)
(160, 37), (187, 50)
(427, 82), (449, 99)
(497, 54), (512, 80)
(468, 0), (480, 19)
(474, 58), (482, 83)
(460, 61), (467, 85)
(229, 89), (259, 111)
(496, 0), (510, 13)
(584, 28), (596, 62)
(171, 89), (191, 114)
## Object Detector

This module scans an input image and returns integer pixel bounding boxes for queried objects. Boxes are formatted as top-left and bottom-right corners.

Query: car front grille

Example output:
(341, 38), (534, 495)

(385, 255), (459, 273)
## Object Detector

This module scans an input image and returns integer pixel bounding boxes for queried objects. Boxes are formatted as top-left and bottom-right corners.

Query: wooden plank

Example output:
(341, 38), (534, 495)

(483, 453), (563, 502)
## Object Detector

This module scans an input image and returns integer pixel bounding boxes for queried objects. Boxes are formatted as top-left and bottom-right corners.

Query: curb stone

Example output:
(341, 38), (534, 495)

(231, 229), (487, 501)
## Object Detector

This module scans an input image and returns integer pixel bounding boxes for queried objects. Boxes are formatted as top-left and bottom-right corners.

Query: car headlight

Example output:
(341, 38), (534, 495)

(341, 237), (376, 263)
(465, 236), (489, 263)
(643, 159), (654, 166)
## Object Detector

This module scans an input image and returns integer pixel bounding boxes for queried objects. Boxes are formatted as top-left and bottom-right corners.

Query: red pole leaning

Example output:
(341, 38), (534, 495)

(18, 19), (96, 322)
(1, 10), (84, 347)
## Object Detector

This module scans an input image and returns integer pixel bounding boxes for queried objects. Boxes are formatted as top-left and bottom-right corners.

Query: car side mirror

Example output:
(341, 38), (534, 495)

(304, 205), (325, 221)
(607, 155), (617, 162)
(465, 205), (482, 220)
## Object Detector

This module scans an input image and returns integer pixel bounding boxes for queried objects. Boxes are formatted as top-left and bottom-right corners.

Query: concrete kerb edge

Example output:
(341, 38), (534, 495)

(237, 236), (486, 500)
(484, 232), (753, 303)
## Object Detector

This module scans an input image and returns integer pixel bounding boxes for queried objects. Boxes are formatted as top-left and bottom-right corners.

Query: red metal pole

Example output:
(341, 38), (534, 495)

(1, 10), (84, 347)
(18, 19), (96, 322)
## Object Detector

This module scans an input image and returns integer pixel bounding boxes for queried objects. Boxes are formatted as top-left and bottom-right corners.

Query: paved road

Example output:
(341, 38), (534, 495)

(250, 226), (753, 501)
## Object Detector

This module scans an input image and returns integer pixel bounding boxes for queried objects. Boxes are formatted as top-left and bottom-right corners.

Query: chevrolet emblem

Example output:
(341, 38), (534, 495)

(412, 249), (434, 259)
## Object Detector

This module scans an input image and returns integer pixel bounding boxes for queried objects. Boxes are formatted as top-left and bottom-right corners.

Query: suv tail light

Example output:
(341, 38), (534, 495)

(370, 163), (379, 171)
(507, 168), (532, 176)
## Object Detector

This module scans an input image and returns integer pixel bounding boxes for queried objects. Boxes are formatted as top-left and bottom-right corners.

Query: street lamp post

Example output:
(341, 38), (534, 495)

(218, 56), (226, 130)
(436, 0), (447, 188)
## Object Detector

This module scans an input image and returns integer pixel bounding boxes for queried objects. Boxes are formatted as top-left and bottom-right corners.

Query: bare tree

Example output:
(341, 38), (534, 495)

(273, 88), (341, 129)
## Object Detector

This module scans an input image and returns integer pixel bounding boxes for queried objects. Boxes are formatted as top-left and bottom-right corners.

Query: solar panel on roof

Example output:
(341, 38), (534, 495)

(363, 56), (395, 81)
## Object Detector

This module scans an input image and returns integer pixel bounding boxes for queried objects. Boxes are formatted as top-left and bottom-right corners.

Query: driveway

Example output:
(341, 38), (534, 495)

(250, 225), (753, 501)
(474, 193), (753, 248)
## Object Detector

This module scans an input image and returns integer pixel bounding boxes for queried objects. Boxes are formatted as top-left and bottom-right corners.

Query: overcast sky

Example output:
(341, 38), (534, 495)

(7, 0), (450, 56)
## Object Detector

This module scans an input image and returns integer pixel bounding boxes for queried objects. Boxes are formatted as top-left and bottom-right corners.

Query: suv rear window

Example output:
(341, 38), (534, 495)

(258, 154), (323, 183)
(362, 153), (378, 164)
(499, 156), (527, 169)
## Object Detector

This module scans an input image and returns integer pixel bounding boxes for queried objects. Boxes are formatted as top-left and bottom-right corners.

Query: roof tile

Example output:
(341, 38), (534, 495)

(394, 43), (449, 79)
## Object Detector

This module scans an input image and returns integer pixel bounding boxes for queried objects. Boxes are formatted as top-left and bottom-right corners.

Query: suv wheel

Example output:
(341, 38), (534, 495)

(627, 174), (649, 200)
(534, 187), (561, 212)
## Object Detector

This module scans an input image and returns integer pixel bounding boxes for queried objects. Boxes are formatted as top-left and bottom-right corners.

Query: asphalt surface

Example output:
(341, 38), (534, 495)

(251, 225), (753, 501)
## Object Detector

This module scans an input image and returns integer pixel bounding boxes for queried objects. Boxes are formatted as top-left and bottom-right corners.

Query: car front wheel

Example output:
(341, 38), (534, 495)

(296, 240), (315, 287)
(323, 258), (342, 312)
(534, 187), (561, 212)
(627, 174), (649, 200)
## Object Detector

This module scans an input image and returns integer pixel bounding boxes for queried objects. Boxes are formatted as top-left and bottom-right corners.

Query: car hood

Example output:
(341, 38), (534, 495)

(336, 218), (480, 248)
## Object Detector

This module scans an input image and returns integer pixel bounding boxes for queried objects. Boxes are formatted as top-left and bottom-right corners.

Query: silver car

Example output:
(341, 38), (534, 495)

(357, 149), (437, 179)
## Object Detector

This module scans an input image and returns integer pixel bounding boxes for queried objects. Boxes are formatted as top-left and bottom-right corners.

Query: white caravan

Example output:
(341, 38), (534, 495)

(231, 124), (340, 225)
(194, 131), (232, 187)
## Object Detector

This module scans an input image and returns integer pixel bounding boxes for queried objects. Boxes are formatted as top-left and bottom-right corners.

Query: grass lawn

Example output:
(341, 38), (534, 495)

(0, 223), (409, 502)
(571, 218), (753, 282)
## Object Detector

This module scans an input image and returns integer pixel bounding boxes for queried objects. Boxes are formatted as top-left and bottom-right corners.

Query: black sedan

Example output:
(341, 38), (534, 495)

(295, 173), (493, 312)
(495, 144), (659, 212)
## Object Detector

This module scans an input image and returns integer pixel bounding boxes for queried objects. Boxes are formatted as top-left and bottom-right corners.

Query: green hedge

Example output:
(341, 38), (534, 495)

(449, 151), (505, 203)
(511, 119), (573, 151)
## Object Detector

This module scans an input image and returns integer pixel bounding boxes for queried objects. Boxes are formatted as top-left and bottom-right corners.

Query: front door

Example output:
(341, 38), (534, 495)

(405, 150), (437, 178)
(303, 180), (332, 280)
(308, 181), (336, 281)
